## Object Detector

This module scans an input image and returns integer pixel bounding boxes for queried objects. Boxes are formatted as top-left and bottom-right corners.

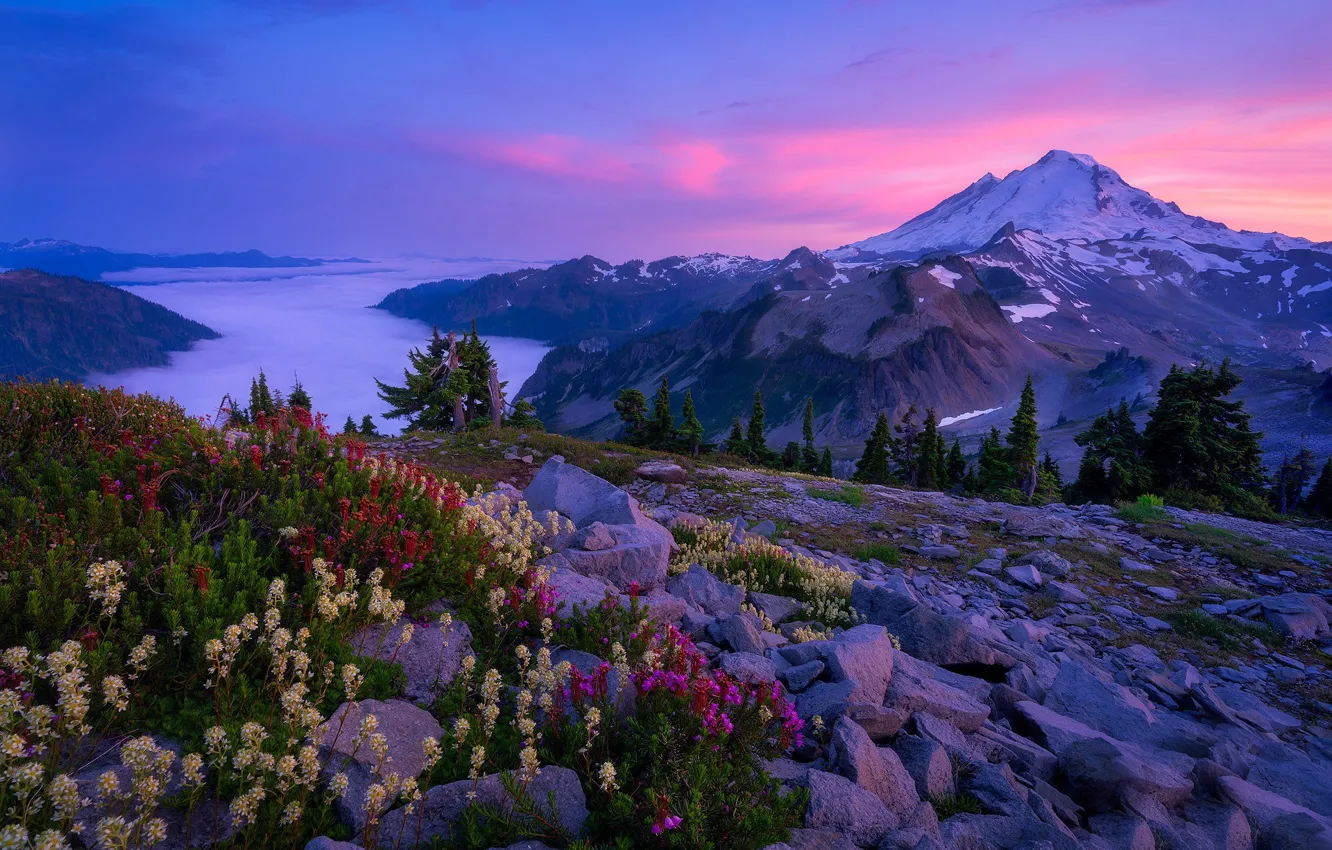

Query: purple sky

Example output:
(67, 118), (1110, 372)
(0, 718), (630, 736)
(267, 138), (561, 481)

(1, 0), (1329, 262)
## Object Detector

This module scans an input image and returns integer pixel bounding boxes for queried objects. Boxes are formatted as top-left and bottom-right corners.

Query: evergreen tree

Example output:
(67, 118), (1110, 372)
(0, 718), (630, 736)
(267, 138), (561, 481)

(360, 414), (379, 436)
(375, 328), (470, 432)
(818, 447), (834, 477)
(724, 417), (748, 456)
(1272, 440), (1317, 513)
(746, 390), (768, 460)
(918, 409), (946, 490)
(505, 399), (544, 430)
(782, 441), (801, 470)
(1068, 401), (1150, 504)
(460, 320), (498, 425)
(946, 439), (966, 486)
(343, 415), (358, 434)
(250, 369), (275, 418)
(977, 427), (1014, 494)
(614, 388), (649, 445)
(962, 464), (980, 494)
(678, 389), (704, 456)
(288, 377), (312, 411)
(801, 398), (819, 472)
(649, 375), (675, 449)
(1142, 360), (1265, 503)
(1304, 457), (1332, 519)
(890, 405), (920, 485)
(854, 412), (893, 484)
(1006, 375), (1040, 497)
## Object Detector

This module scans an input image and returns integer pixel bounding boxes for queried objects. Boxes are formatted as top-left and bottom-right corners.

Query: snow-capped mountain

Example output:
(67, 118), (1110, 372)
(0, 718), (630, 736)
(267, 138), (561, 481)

(832, 150), (1315, 259)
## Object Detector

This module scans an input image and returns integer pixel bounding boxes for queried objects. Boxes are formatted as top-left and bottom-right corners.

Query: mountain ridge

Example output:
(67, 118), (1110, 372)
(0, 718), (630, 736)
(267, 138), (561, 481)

(0, 238), (360, 280)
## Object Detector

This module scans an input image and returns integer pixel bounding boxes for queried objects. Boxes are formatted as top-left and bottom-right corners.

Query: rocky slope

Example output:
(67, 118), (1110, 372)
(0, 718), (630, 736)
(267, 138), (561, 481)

(359, 435), (1332, 850)
(521, 255), (1062, 444)
(0, 268), (219, 381)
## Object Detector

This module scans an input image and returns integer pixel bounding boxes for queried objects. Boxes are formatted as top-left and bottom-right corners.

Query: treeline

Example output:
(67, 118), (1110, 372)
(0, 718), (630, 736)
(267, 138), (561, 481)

(1067, 359), (1327, 520)
(615, 381), (834, 474)
(851, 376), (1063, 502)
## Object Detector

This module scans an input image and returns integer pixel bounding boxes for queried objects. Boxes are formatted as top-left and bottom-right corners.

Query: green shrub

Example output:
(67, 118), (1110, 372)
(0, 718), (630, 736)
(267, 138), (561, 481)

(855, 543), (901, 564)
(808, 485), (865, 508)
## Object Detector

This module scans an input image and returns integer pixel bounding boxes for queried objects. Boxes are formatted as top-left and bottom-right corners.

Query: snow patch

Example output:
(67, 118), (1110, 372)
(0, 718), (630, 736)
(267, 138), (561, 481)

(940, 407), (1002, 427)
(1002, 303), (1057, 323)
(927, 266), (962, 289)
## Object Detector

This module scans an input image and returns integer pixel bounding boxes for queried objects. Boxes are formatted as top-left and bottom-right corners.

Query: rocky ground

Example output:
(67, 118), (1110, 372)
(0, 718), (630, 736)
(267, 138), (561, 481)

(356, 430), (1332, 850)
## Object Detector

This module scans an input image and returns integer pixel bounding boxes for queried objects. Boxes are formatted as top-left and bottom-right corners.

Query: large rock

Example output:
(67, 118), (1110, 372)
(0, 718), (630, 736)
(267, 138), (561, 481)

(829, 716), (920, 818)
(634, 460), (689, 484)
(374, 766), (588, 848)
(1231, 593), (1331, 642)
(318, 699), (444, 830)
(1042, 660), (1160, 745)
(1014, 550), (1072, 578)
(667, 565), (745, 616)
(559, 522), (671, 590)
(1217, 774), (1332, 843)
(850, 579), (920, 626)
(720, 651), (779, 684)
(749, 590), (803, 624)
(892, 735), (954, 800)
(886, 606), (1016, 676)
(351, 608), (474, 705)
(1061, 737), (1195, 812)
(718, 613), (767, 654)
(817, 625), (897, 706)
(545, 565), (622, 614)
(885, 652), (991, 733)
(524, 458), (646, 528)
(1003, 513), (1083, 539)
(805, 769), (899, 848)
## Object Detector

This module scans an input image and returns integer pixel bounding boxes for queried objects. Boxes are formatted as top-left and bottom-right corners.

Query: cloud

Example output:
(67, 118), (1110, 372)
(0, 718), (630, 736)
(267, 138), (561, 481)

(845, 47), (910, 69)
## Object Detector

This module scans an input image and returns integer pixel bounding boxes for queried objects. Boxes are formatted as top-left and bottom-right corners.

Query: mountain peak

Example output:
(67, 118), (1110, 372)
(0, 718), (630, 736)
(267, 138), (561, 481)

(833, 149), (1312, 258)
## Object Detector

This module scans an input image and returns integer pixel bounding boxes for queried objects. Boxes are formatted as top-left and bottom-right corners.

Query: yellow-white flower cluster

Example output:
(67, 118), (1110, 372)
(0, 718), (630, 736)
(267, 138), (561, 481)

(85, 559), (126, 620)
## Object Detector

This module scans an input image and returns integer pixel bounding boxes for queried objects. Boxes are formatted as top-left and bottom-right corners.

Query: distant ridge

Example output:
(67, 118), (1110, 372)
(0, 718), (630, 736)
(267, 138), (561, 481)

(0, 238), (363, 280)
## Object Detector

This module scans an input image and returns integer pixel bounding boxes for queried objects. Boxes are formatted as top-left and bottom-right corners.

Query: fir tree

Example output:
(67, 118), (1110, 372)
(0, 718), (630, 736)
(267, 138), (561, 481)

(250, 369), (275, 418)
(918, 409), (946, 490)
(375, 328), (470, 432)
(854, 412), (892, 484)
(946, 439), (966, 486)
(1068, 401), (1150, 504)
(1272, 440), (1317, 513)
(1141, 360), (1264, 505)
(343, 415), (358, 434)
(1304, 457), (1332, 519)
(649, 375), (675, 449)
(614, 388), (649, 445)
(360, 414), (379, 436)
(288, 377), (312, 411)
(890, 405), (920, 485)
(460, 320), (498, 425)
(505, 399), (543, 430)
(1006, 375), (1040, 496)
(678, 389), (704, 456)
(746, 390), (768, 460)
(782, 441), (801, 470)
(801, 398), (819, 472)
(977, 427), (1013, 494)
(818, 447), (834, 477)
(724, 417), (748, 456)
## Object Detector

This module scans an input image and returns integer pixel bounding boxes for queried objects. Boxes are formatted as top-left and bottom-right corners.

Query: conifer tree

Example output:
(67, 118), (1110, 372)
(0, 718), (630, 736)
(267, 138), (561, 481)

(288, 377), (312, 411)
(891, 405), (920, 484)
(649, 375), (675, 449)
(1007, 375), (1040, 497)
(946, 439), (966, 485)
(801, 398), (819, 472)
(614, 388), (649, 445)
(1272, 440), (1317, 513)
(854, 412), (892, 484)
(724, 417), (748, 456)
(1068, 401), (1150, 504)
(782, 441), (801, 470)
(746, 390), (768, 460)
(360, 414), (379, 436)
(818, 447), (834, 477)
(679, 389), (704, 456)
(250, 369), (275, 418)
(460, 320), (499, 424)
(376, 328), (470, 432)
(1305, 457), (1332, 519)
(918, 409), (945, 490)
(505, 399), (543, 430)
(343, 415), (358, 434)
(977, 426), (1013, 493)
(1142, 360), (1264, 504)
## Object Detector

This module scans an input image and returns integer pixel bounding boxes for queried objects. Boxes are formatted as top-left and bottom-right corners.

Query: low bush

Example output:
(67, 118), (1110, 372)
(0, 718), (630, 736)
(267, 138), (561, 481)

(807, 485), (865, 508)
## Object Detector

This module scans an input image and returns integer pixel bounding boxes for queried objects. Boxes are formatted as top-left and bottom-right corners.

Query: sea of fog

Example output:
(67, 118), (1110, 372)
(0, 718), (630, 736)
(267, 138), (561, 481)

(90, 257), (551, 432)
